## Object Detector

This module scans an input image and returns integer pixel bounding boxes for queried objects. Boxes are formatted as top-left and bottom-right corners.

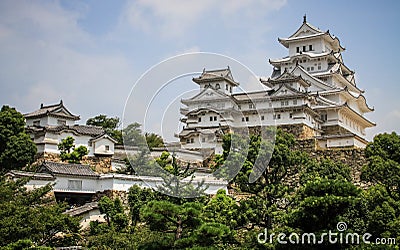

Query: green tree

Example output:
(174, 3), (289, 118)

(0, 177), (80, 247)
(58, 136), (88, 164)
(156, 152), (207, 198)
(202, 189), (239, 229)
(98, 196), (128, 232)
(123, 122), (145, 147)
(127, 185), (156, 231)
(86, 114), (123, 144)
(141, 200), (203, 241)
(0, 105), (37, 173)
(227, 129), (308, 231)
(145, 132), (164, 149)
(362, 132), (400, 200)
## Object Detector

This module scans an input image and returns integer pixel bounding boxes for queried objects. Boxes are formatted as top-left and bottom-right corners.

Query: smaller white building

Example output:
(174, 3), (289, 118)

(6, 161), (228, 204)
(24, 100), (117, 157)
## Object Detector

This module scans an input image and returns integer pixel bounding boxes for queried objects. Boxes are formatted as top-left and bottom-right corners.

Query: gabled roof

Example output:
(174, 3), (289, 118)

(24, 100), (80, 121)
(193, 67), (239, 86)
(278, 16), (345, 52)
(291, 65), (334, 91)
(40, 161), (99, 177)
(89, 133), (118, 143)
(267, 70), (311, 87)
(181, 86), (237, 105)
(269, 83), (307, 97)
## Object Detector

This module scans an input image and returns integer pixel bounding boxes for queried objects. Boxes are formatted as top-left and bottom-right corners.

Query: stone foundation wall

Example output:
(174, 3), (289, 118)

(322, 125), (350, 135)
(34, 153), (113, 173)
(279, 124), (317, 139)
(294, 139), (368, 188)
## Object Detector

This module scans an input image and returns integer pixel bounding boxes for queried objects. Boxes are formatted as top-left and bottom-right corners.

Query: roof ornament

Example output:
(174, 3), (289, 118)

(303, 14), (307, 24)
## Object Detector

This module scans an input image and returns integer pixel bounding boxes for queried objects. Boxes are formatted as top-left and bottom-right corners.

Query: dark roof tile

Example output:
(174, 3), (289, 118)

(41, 161), (99, 177)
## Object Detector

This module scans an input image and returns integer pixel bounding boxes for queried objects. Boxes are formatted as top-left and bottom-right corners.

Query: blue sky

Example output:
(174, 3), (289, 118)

(0, 0), (399, 141)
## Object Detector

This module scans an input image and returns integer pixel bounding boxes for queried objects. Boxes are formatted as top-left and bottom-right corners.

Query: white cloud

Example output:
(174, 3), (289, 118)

(122, 0), (287, 38)
(0, 0), (136, 121)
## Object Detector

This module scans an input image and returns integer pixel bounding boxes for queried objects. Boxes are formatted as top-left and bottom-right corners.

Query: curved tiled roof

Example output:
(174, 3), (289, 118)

(41, 161), (99, 177)
(24, 100), (80, 120)
(46, 124), (105, 136)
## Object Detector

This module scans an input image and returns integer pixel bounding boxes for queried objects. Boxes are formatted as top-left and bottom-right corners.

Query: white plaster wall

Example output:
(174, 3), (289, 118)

(93, 138), (114, 155)
(53, 176), (98, 192)
(327, 137), (354, 148)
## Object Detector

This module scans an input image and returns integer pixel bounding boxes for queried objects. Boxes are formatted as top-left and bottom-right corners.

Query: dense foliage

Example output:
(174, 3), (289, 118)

(58, 136), (88, 164)
(0, 105), (37, 173)
(2, 129), (400, 249)
(0, 177), (80, 248)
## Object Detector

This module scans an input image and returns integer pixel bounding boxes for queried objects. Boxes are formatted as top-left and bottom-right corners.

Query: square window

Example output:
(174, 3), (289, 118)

(190, 138), (194, 143)
(105, 145), (110, 151)
(33, 120), (40, 126)
(293, 99), (297, 105)
(68, 180), (82, 190)
(261, 116), (265, 120)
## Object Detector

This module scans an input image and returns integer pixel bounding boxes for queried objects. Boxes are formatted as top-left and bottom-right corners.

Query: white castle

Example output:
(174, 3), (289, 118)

(178, 16), (375, 152)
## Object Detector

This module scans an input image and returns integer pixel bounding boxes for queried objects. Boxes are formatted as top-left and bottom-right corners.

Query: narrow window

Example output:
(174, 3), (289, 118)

(296, 47), (300, 53)
(309, 45), (313, 51)
(289, 113), (293, 118)
(214, 116), (217, 121)
(303, 46), (306, 52)
(293, 99), (297, 105)
(245, 117), (249, 122)
(261, 116), (265, 120)
(202, 138), (205, 143)
(226, 84), (228, 90)
(242, 117), (245, 122)
(198, 117), (201, 122)
(210, 116), (213, 121)
(190, 138), (194, 143)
